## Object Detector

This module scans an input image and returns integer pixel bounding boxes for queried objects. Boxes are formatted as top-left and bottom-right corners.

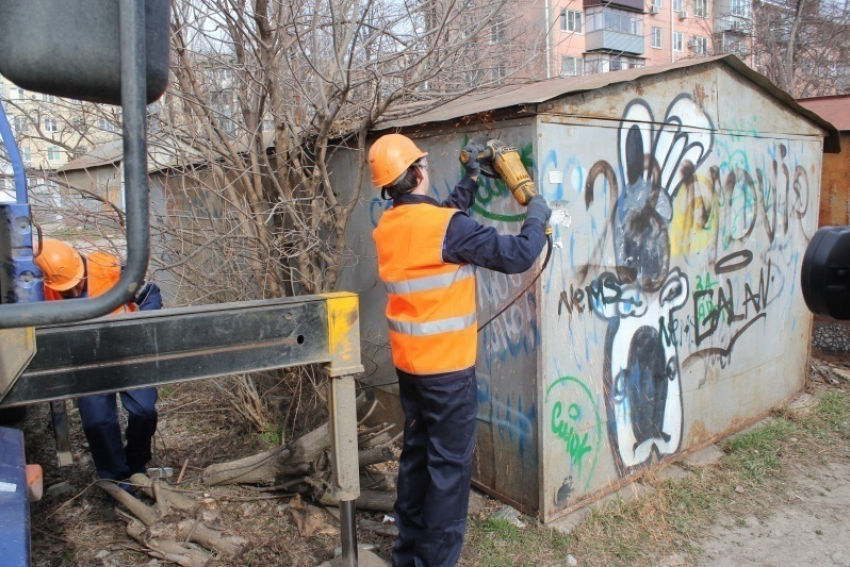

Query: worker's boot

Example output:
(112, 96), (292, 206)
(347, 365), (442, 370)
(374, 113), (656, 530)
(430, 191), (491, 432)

(125, 413), (158, 476)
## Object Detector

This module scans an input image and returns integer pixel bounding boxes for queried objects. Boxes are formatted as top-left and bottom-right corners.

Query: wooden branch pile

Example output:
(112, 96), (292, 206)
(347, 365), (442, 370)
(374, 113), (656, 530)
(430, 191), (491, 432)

(200, 397), (401, 511)
(99, 476), (246, 566)
(99, 397), (399, 564)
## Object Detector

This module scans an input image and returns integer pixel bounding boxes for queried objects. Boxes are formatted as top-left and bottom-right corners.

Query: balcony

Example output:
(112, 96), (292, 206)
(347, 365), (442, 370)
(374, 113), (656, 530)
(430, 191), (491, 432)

(584, 0), (645, 12)
(586, 29), (645, 54)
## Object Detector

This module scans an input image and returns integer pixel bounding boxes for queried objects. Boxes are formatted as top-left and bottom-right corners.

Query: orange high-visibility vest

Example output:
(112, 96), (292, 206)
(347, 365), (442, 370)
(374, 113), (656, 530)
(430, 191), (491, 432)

(44, 251), (139, 314)
(373, 202), (477, 375)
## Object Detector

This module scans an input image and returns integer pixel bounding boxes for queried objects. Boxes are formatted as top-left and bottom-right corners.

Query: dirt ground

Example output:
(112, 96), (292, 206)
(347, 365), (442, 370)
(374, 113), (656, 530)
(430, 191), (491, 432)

(19, 353), (850, 566)
(697, 459), (850, 566)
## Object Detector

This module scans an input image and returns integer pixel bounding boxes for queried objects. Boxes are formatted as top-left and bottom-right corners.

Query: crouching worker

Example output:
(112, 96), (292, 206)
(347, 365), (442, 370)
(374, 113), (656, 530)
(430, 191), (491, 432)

(35, 238), (160, 484)
(369, 134), (551, 566)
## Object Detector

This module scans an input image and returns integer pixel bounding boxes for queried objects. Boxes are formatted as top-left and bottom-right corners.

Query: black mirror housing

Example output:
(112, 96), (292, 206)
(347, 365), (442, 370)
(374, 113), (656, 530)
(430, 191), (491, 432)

(0, 0), (170, 105)
(802, 226), (850, 320)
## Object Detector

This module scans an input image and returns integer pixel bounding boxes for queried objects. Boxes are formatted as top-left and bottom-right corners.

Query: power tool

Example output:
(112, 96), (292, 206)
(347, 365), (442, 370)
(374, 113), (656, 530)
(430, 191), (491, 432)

(460, 139), (537, 205)
(460, 138), (555, 331)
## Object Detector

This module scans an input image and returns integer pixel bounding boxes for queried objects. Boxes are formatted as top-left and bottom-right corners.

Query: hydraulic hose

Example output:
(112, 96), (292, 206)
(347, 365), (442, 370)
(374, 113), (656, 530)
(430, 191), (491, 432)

(0, 95), (28, 204)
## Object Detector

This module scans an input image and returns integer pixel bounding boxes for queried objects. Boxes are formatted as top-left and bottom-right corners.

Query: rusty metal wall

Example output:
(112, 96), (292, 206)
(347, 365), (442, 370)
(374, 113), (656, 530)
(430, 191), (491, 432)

(818, 133), (850, 227)
(334, 122), (544, 512)
(536, 64), (822, 521)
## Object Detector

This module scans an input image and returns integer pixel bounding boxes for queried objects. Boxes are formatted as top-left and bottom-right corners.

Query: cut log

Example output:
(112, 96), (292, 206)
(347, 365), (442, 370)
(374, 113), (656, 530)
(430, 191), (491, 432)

(318, 489), (396, 512)
(126, 519), (212, 567)
(97, 480), (247, 559)
(202, 394), (372, 486)
(360, 471), (397, 492)
(131, 473), (197, 512)
(358, 446), (394, 467)
(359, 519), (399, 538)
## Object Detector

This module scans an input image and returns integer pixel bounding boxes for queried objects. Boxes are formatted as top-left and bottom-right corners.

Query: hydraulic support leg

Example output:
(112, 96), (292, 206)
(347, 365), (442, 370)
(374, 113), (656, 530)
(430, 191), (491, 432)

(328, 374), (360, 567)
(50, 400), (73, 467)
(323, 293), (366, 567)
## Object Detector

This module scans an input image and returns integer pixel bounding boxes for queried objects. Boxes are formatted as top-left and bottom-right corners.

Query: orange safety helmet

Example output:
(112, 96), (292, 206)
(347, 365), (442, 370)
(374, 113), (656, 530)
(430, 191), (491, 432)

(35, 239), (85, 292)
(368, 134), (428, 188)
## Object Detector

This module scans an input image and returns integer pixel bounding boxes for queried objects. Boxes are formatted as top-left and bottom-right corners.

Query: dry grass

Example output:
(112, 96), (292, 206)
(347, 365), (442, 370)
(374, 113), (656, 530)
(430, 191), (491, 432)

(461, 381), (850, 567)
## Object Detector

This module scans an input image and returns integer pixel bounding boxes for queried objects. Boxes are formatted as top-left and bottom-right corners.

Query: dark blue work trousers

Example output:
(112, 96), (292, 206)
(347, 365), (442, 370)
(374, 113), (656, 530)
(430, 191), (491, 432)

(392, 371), (478, 567)
(77, 387), (158, 481)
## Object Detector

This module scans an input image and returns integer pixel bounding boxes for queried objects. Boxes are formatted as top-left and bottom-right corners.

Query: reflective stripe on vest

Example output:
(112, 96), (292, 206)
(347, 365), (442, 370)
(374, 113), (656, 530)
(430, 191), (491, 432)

(382, 264), (475, 296)
(373, 202), (477, 375)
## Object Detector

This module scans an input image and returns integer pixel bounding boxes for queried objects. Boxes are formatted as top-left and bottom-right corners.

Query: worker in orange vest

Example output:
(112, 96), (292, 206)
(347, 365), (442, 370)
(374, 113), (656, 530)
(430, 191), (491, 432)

(370, 134), (551, 566)
(35, 239), (160, 486)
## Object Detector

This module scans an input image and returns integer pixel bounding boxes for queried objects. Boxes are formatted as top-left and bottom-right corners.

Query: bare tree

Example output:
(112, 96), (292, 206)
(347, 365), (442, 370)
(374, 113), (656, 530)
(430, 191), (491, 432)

(152, 0), (520, 304)
(749, 0), (850, 96)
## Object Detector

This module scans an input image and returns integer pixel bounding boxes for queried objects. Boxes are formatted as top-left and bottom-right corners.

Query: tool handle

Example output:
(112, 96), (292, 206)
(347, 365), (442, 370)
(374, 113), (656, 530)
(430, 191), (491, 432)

(459, 146), (495, 164)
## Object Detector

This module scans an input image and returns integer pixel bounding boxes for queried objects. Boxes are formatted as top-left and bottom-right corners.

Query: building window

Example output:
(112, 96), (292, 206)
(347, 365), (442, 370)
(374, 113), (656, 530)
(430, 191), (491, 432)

(694, 0), (708, 17)
(652, 27), (662, 48)
(20, 146), (30, 163)
(44, 118), (58, 132)
(561, 9), (583, 33)
(13, 116), (28, 133)
(673, 31), (684, 51)
(47, 145), (61, 161)
(490, 16), (506, 44)
(732, 0), (751, 17)
(491, 64), (508, 84)
(587, 9), (642, 35)
(11, 87), (25, 100)
(98, 118), (116, 133)
(561, 56), (584, 77)
(44, 95), (56, 103)
(691, 35), (709, 54)
(73, 118), (86, 132)
(673, 0), (683, 11)
(650, 0), (661, 9)
(262, 119), (274, 132)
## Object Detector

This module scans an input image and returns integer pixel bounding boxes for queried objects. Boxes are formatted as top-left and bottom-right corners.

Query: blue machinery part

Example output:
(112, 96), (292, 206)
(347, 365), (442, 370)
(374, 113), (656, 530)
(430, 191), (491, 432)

(0, 74), (39, 567)
(0, 427), (29, 567)
(0, 83), (43, 305)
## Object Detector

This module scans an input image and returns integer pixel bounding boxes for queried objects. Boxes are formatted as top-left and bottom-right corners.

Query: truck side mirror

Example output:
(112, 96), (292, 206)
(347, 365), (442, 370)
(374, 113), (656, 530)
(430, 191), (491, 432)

(802, 226), (850, 320)
(0, 0), (170, 105)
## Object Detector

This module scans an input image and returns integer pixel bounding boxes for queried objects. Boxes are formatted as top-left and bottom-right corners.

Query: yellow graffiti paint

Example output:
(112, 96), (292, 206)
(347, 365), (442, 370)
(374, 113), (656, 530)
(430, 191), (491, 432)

(670, 174), (717, 257)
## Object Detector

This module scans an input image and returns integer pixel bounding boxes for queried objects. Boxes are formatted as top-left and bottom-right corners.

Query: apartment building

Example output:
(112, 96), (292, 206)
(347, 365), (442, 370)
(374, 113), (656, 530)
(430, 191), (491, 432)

(0, 74), (119, 174)
(539, 0), (749, 77)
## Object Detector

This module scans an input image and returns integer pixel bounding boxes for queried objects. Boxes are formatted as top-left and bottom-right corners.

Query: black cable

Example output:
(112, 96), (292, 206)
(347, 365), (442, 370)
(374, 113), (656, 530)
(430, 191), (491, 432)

(356, 231), (555, 391)
(477, 231), (554, 332)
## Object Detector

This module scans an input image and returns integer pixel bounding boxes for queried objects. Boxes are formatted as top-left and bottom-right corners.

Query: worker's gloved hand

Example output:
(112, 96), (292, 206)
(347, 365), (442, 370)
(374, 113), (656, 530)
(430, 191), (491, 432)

(461, 143), (482, 178)
(525, 195), (552, 224)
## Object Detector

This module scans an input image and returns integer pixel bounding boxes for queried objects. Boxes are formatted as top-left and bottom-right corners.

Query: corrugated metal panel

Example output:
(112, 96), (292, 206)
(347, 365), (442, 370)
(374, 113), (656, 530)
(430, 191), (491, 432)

(818, 133), (850, 226)
(798, 95), (850, 132)
(59, 132), (278, 174)
(375, 55), (840, 152)
(58, 140), (123, 172)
